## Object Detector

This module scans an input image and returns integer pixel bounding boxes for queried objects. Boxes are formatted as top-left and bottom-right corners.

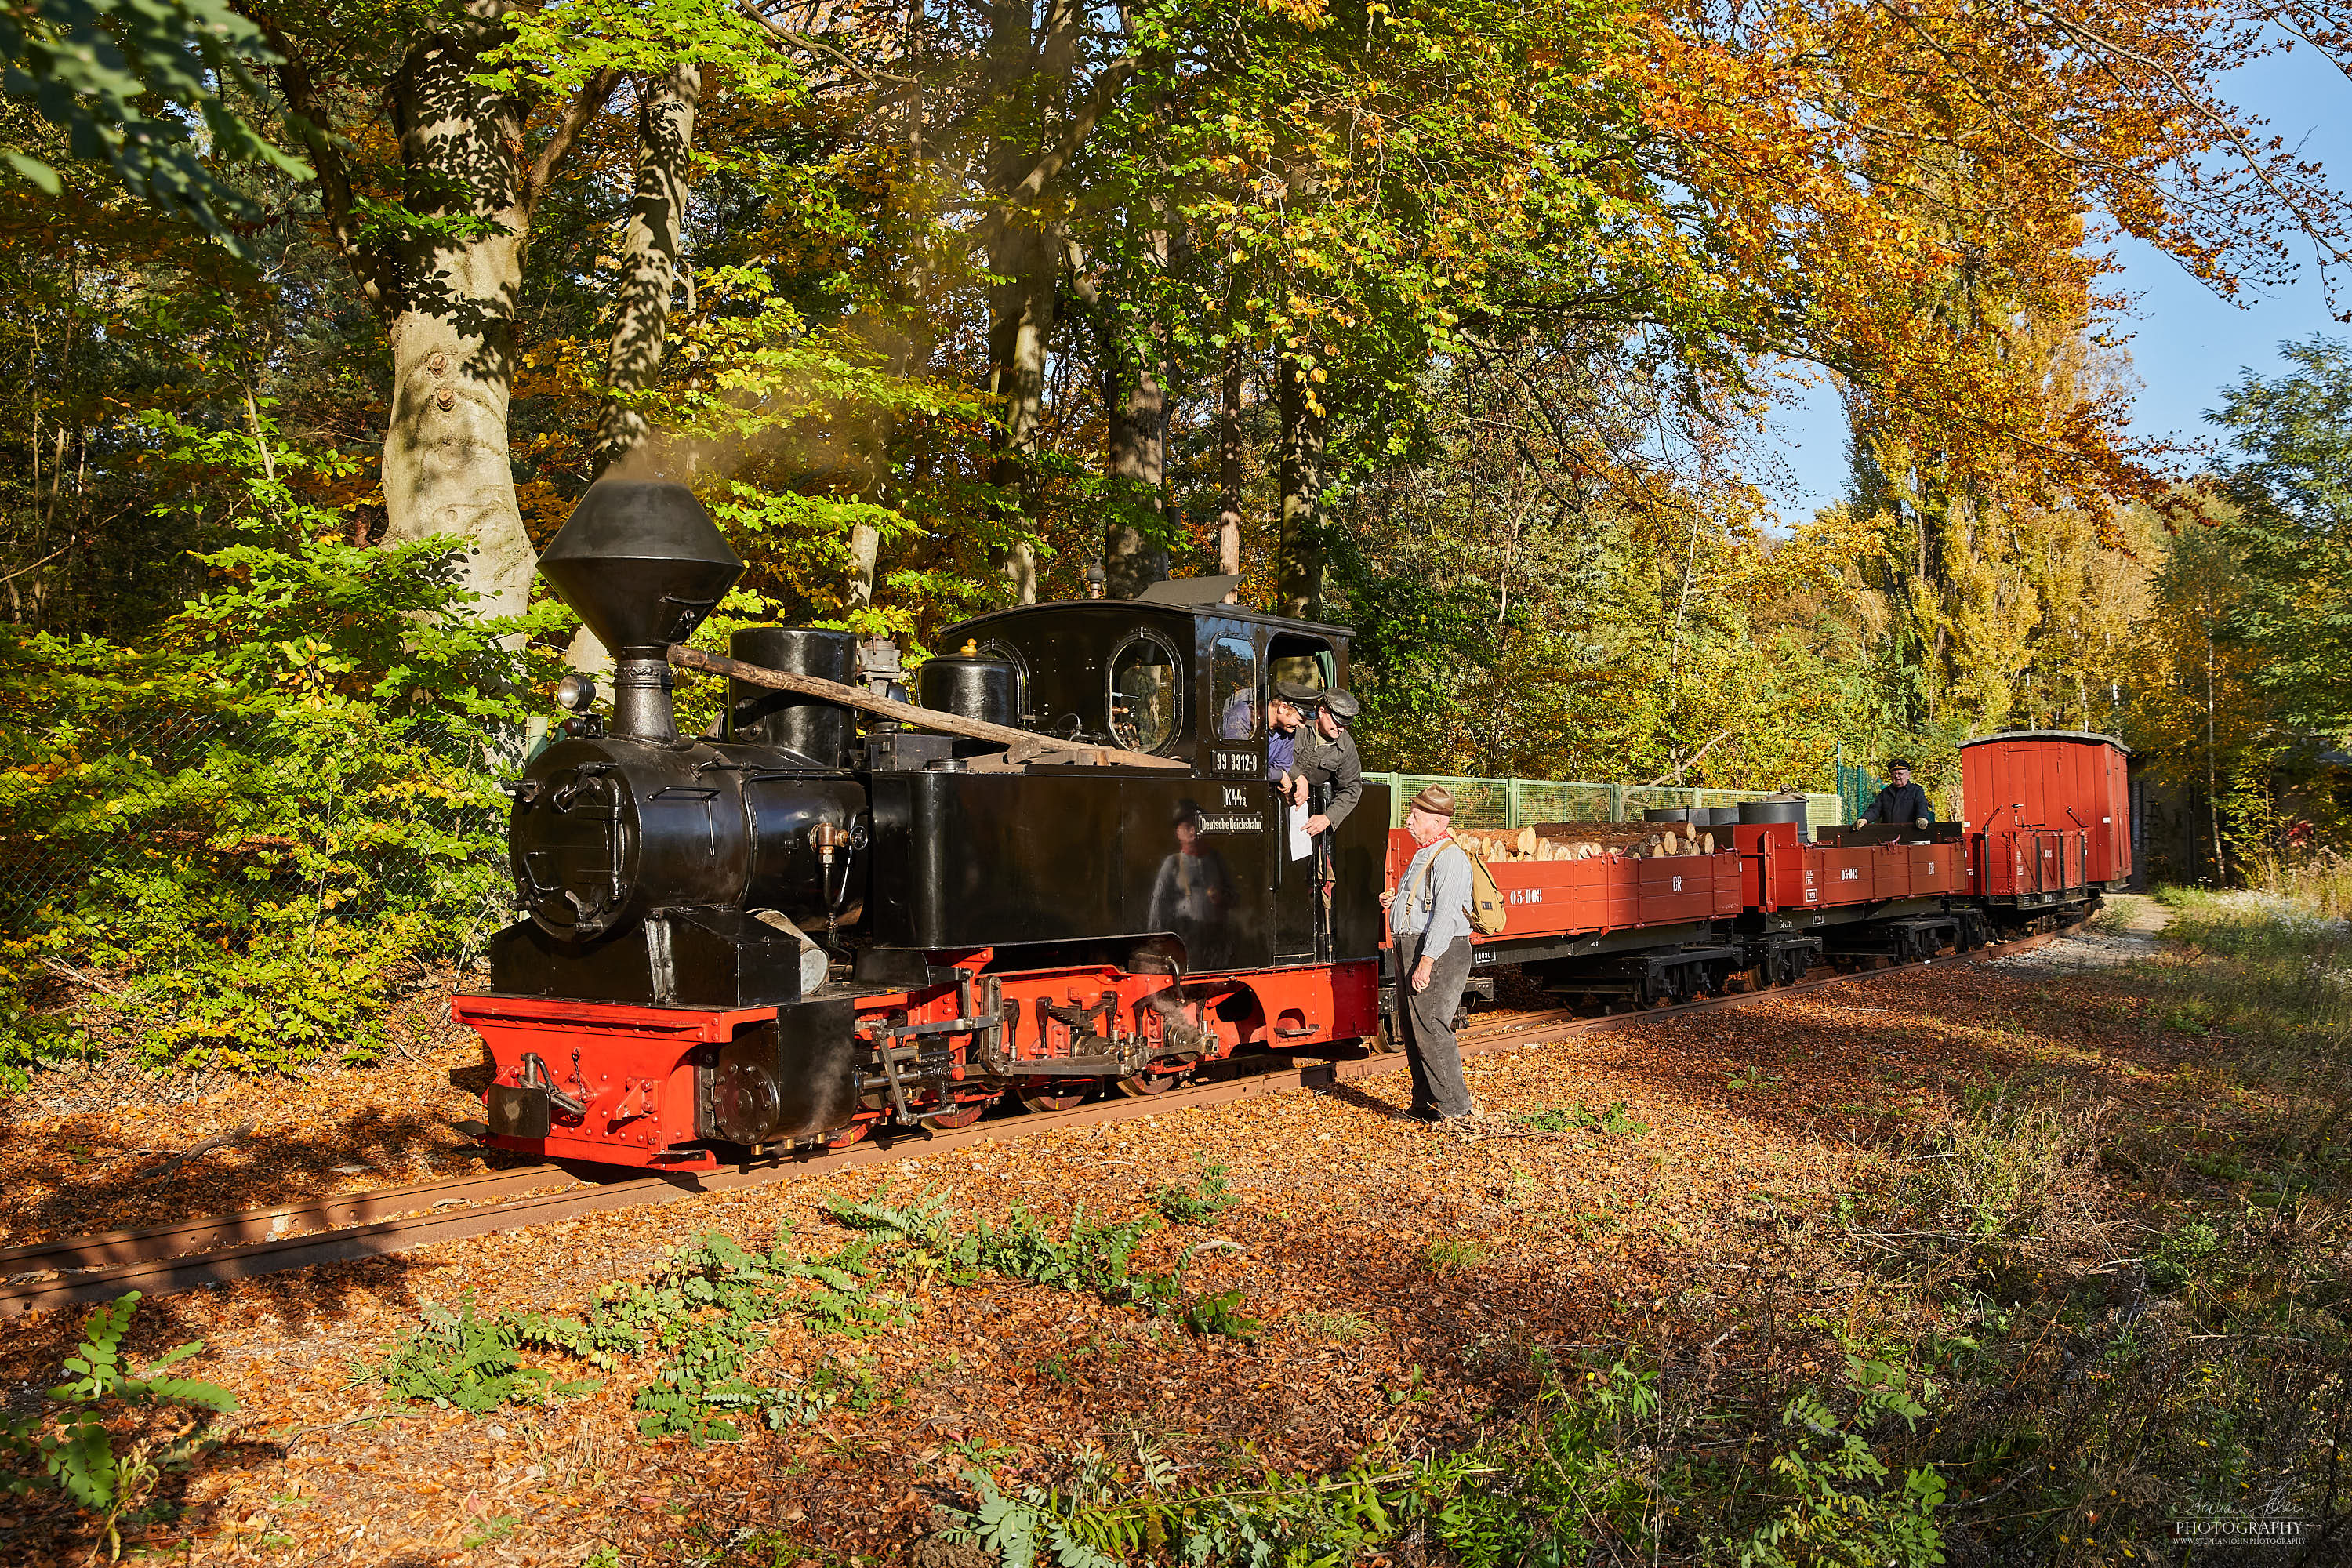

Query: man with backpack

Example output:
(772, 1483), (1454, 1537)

(1380, 785), (1479, 1123)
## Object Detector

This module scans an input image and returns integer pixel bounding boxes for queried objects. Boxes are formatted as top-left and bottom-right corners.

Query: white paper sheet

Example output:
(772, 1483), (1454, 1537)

(1287, 800), (1312, 861)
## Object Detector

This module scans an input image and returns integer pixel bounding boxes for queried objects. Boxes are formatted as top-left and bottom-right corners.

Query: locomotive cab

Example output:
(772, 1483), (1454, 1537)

(859, 595), (1388, 975)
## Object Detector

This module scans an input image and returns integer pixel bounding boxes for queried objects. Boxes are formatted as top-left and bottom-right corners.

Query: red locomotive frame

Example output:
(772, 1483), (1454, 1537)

(459, 955), (1378, 1171)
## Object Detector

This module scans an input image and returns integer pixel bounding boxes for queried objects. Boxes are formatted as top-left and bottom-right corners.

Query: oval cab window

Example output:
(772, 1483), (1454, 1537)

(1106, 634), (1181, 753)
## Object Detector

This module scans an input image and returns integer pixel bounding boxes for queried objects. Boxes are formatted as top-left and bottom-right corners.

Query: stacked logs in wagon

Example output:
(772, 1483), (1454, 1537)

(1450, 823), (1720, 862)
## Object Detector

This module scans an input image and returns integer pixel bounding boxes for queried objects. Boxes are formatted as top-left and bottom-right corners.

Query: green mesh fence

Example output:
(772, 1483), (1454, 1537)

(1363, 774), (1842, 835)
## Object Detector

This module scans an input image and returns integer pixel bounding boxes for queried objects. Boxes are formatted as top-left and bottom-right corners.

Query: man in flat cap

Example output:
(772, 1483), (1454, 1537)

(1290, 687), (1363, 838)
(1380, 784), (1476, 1121)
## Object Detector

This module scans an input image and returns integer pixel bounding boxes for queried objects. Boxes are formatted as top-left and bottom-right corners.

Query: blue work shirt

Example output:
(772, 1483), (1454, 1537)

(1266, 725), (1296, 782)
(1392, 836), (1473, 953)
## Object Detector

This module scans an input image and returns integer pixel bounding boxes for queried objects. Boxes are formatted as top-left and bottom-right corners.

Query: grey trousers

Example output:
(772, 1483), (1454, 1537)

(1399, 934), (1475, 1119)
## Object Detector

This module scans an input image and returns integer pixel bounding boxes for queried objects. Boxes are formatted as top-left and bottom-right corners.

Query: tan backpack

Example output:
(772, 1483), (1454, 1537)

(1410, 839), (1508, 937)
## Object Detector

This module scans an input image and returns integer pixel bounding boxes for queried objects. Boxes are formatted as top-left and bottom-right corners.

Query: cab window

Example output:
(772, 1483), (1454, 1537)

(1107, 633), (1182, 753)
(1265, 634), (1334, 699)
(1210, 634), (1258, 739)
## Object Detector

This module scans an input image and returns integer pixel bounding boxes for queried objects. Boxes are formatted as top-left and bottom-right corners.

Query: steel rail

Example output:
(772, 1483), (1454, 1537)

(0, 931), (2062, 1319)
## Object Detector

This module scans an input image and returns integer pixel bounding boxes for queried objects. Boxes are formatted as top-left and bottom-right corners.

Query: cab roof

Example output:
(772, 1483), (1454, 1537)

(1960, 729), (2131, 755)
(943, 597), (1353, 642)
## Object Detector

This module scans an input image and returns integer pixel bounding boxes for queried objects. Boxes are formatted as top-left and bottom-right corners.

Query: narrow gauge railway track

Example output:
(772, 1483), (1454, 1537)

(0, 931), (2063, 1319)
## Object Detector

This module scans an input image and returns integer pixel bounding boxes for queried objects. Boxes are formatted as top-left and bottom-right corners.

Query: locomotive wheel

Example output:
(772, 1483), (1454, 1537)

(1016, 1079), (1091, 1113)
(1112, 1063), (1194, 1098)
(1370, 1016), (1403, 1054)
(920, 1098), (990, 1131)
(826, 1120), (873, 1149)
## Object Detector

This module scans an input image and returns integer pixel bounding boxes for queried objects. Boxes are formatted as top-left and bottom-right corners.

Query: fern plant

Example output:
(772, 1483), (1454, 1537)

(0, 1292), (236, 1562)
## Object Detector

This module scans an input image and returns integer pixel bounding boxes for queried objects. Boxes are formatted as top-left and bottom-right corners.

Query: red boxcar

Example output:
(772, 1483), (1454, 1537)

(1383, 831), (1744, 941)
(1962, 730), (2132, 891)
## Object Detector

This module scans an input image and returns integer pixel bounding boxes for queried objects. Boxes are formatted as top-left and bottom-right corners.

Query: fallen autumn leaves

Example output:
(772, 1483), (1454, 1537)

(0, 927), (2307, 1565)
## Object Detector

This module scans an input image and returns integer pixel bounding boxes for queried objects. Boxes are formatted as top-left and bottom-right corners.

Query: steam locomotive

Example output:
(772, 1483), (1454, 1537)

(455, 481), (2130, 1170)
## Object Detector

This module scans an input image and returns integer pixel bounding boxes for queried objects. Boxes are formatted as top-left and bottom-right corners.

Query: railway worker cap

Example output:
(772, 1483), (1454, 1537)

(1172, 797), (1203, 827)
(1407, 784), (1457, 818)
(1887, 757), (1912, 772)
(1323, 688), (1362, 724)
(1272, 678), (1323, 710)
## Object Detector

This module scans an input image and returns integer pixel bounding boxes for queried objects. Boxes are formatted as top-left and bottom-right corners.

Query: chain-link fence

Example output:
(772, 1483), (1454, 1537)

(1835, 758), (1889, 826)
(1362, 773), (1843, 836)
(1, 707), (512, 953)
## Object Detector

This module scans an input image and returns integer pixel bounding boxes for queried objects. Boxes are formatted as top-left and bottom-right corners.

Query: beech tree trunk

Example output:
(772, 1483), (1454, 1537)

(1101, 336), (1168, 598)
(380, 8), (536, 620)
(570, 64), (701, 675)
(1276, 352), (1326, 619)
(984, 218), (1053, 605)
(1217, 340), (1244, 577)
(1074, 256), (1168, 601)
(595, 64), (700, 478)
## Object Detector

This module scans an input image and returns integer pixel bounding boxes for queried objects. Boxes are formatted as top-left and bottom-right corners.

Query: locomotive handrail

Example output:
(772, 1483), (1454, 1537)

(667, 644), (1190, 771)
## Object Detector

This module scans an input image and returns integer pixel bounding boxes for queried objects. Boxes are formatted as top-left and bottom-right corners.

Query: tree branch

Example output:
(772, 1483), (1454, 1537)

(523, 68), (622, 219)
(735, 0), (920, 87)
(1007, 57), (1136, 204)
(252, 18), (396, 321)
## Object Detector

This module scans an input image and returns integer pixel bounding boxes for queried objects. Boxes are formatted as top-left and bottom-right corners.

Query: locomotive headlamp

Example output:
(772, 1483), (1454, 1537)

(554, 672), (598, 713)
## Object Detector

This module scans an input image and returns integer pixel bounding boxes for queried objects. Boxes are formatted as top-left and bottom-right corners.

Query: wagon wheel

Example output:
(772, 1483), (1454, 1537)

(1112, 1062), (1196, 1098)
(920, 1098), (991, 1131)
(826, 1119), (872, 1149)
(1016, 1078), (1091, 1114)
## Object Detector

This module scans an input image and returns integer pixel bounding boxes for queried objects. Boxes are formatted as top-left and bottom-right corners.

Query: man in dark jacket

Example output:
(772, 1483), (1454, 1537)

(1858, 759), (1933, 828)
(1292, 688), (1364, 837)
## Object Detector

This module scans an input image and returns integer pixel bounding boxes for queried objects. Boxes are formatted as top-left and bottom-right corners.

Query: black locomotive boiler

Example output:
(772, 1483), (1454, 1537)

(458, 480), (1392, 1167)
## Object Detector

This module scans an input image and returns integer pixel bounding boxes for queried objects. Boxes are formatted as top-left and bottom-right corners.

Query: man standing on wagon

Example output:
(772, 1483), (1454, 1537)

(1857, 758), (1933, 831)
(1380, 786), (1478, 1123)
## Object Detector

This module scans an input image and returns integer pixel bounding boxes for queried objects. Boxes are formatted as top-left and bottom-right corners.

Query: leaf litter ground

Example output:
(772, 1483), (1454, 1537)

(0, 930), (2221, 1565)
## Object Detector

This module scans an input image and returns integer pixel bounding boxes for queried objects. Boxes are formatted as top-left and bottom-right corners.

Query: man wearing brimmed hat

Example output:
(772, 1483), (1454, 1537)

(1857, 758), (1932, 830)
(1290, 688), (1364, 837)
(1379, 784), (1477, 1122)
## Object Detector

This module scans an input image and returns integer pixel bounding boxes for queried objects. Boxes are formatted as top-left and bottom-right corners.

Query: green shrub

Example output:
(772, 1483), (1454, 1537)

(362, 1293), (593, 1414)
(0, 423), (565, 1083)
(1149, 1160), (1238, 1225)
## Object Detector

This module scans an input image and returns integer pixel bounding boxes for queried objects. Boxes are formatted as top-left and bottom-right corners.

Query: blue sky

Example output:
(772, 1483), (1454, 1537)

(1761, 40), (2352, 524)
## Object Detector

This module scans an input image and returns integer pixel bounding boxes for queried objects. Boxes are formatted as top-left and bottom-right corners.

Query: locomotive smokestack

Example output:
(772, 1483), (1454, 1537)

(537, 481), (742, 741)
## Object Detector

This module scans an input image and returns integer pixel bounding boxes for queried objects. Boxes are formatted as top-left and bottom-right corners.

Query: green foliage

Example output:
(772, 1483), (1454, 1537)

(361, 1293), (592, 1414)
(0, 0), (307, 241)
(824, 1186), (1261, 1338)
(2209, 337), (2352, 743)
(1417, 1237), (1483, 1273)
(942, 1358), (1925, 1568)
(0, 417), (556, 1084)
(367, 1232), (913, 1443)
(0, 1291), (234, 1561)
(1735, 1358), (1947, 1568)
(1149, 1160), (1238, 1226)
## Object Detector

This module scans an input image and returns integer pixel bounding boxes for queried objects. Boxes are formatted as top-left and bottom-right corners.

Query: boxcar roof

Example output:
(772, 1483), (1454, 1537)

(944, 598), (1355, 640)
(1959, 728), (2131, 754)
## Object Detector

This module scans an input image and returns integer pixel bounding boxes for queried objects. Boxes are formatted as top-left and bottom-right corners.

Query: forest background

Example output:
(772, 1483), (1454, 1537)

(6, 0), (2352, 1080)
